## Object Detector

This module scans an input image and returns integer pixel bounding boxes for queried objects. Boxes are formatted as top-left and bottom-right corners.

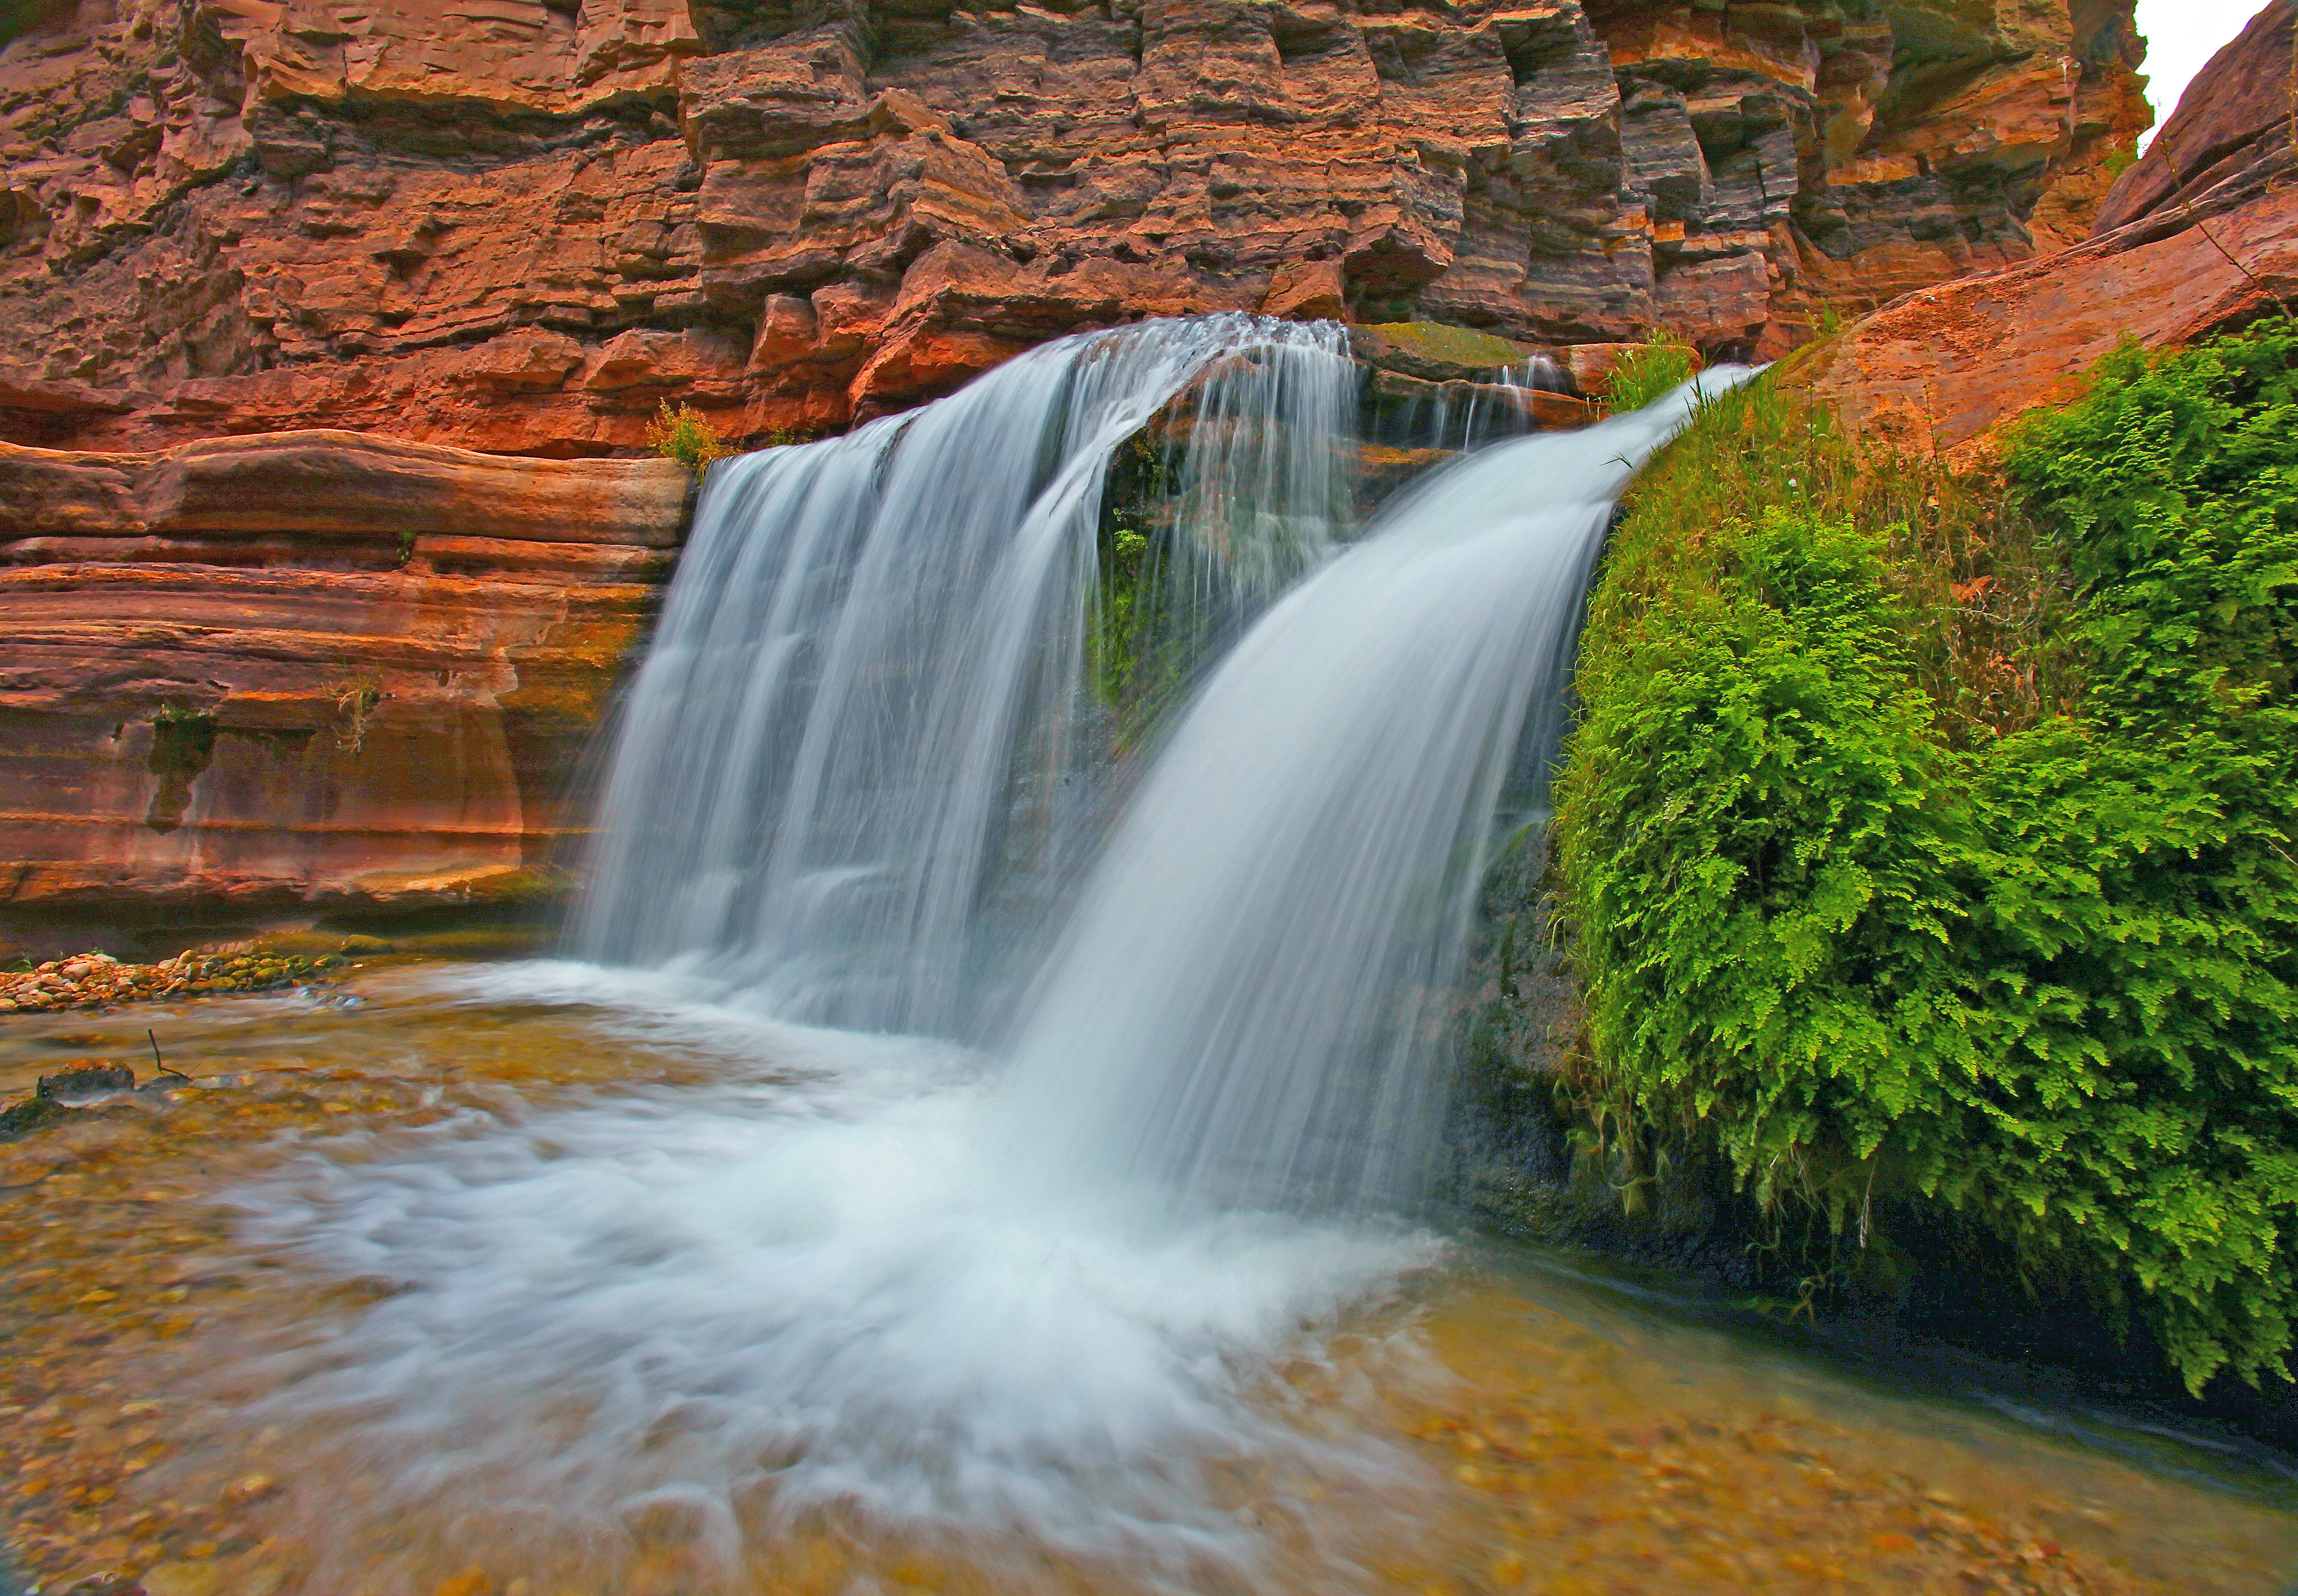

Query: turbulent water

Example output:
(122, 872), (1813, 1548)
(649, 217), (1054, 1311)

(236, 321), (1752, 1576)
(239, 964), (1442, 1572)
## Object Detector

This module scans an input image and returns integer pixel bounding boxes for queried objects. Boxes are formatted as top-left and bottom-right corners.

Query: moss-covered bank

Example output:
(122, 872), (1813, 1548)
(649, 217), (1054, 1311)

(1539, 324), (2298, 1401)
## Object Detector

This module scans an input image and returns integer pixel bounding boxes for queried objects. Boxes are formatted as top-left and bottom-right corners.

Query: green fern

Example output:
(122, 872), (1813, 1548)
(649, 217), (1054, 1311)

(1553, 322), (2298, 1395)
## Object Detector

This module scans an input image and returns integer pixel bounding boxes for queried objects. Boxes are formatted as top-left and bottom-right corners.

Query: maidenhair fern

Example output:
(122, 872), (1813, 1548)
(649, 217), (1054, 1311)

(1554, 322), (2298, 1394)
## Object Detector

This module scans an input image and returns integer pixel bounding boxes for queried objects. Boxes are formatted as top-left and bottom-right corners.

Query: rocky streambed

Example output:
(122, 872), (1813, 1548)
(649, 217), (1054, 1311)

(0, 956), (2292, 1596)
(0, 953), (346, 1016)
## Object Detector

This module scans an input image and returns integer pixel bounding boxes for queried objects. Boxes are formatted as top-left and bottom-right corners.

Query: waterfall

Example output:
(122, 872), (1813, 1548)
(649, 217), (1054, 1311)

(575, 315), (1357, 1038)
(235, 328), (1750, 1567)
(576, 316), (1745, 1214)
(1004, 368), (1752, 1213)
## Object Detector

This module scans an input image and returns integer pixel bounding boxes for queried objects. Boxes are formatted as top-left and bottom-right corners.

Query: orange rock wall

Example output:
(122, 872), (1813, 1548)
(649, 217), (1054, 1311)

(0, 433), (689, 910)
(0, 0), (2149, 453)
(0, 0), (2179, 919)
(1795, 0), (2296, 456)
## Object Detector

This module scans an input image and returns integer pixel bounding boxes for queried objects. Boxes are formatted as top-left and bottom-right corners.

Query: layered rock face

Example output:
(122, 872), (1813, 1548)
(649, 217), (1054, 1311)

(0, 324), (1568, 921)
(0, 0), (2145, 453)
(0, 0), (2167, 917)
(0, 434), (687, 910)
(1800, 0), (2296, 454)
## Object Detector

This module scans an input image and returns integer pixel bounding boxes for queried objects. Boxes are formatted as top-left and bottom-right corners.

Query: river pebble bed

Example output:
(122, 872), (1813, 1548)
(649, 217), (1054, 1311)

(1, 959), (2293, 1596)
(0, 952), (347, 1017)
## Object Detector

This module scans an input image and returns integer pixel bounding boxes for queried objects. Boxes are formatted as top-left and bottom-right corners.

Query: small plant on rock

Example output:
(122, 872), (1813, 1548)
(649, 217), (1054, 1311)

(332, 672), (385, 756)
(1602, 330), (1702, 415)
(647, 400), (733, 476)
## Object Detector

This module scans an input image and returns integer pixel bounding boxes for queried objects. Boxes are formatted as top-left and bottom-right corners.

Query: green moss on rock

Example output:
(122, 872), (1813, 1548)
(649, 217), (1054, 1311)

(1351, 322), (1545, 384)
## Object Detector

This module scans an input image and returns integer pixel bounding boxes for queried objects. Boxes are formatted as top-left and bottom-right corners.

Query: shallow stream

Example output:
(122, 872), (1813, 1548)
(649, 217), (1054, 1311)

(3, 963), (2292, 1596)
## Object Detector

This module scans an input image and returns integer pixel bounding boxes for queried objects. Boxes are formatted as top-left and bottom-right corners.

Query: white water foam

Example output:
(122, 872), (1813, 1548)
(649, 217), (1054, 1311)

(232, 962), (1444, 1577)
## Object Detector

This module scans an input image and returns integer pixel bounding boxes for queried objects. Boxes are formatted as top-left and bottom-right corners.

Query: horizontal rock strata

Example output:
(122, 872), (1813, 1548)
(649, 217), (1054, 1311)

(0, 431), (689, 911)
(0, 0), (2146, 452)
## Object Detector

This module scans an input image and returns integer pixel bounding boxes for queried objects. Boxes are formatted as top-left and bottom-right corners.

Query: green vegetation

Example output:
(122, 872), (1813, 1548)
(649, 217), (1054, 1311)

(1087, 512), (1211, 748)
(1087, 431), (1226, 747)
(1601, 331), (1702, 415)
(646, 400), (733, 475)
(1550, 322), (2298, 1394)
(1089, 430), (1180, 740)
(1090, 525), (1152, 712)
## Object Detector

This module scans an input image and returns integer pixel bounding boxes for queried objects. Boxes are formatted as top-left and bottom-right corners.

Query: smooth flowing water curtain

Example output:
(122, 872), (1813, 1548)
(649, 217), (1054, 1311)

(577, 316), (1358, 1038)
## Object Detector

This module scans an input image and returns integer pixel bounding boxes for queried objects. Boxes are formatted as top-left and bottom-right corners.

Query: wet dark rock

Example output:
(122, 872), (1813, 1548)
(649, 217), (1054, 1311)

(36, 1062), (134, 1101)
(0, 1093), (69, 1140)
(2, 1060), (154, 1140)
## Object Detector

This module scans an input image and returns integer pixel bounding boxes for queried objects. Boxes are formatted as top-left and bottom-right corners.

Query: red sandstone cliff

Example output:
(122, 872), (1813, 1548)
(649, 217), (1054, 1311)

(1798, 0), (2296, 454)
(0, 435), (686, 915)
(0, 0), (2148, 455)
(0, 0), (2186, 923)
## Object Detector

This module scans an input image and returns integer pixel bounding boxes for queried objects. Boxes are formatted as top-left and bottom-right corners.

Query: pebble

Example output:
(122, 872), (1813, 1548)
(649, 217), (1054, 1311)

(220, 1475), (277, 1508)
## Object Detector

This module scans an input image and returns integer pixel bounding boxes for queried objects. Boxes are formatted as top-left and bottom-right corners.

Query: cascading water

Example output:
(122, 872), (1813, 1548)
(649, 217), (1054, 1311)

(574, 315), (1357, 1038)
(1380, 354), (1573, 455)
(1004, 375), (1747, 1213)
(232, 324), (1748, 1584)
